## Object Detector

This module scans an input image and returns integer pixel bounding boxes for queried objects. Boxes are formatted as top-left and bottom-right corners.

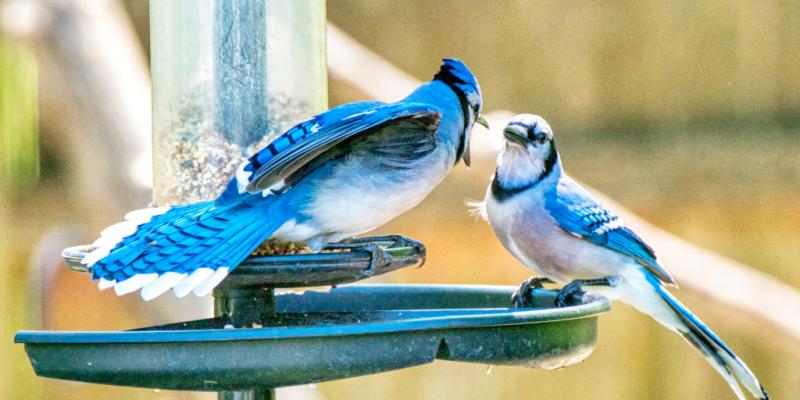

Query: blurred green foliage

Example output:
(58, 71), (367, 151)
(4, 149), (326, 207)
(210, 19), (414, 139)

(0, 37), (39, 193)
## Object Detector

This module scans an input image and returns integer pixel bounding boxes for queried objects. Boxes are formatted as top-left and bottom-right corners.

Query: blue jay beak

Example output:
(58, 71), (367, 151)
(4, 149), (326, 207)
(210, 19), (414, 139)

(462, 117), (487, 168)
(477, 116), (490, 129)
(503, 125), (528, 145)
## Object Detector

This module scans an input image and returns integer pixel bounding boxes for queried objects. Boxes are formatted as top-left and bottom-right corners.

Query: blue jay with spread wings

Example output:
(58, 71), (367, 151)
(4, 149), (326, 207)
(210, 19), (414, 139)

(479, 114), (767, 399)
(82, 58), (486, 301)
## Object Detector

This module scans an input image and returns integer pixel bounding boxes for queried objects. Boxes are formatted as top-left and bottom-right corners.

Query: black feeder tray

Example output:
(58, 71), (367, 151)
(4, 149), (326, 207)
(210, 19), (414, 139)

(15, 234), (610, 399)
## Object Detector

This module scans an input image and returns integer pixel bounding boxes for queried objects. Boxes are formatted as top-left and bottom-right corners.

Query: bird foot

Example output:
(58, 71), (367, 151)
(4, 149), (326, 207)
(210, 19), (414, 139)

(325, 239), (393, 275)
(511, 276), (554, 308)
(361, 235), (425, 268)
(330, 235), (426, 268)
(554, 278), (617, 308)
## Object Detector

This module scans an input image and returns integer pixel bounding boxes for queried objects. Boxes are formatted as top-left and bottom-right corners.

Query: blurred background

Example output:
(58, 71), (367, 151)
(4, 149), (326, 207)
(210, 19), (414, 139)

(1, 1), (799, 399)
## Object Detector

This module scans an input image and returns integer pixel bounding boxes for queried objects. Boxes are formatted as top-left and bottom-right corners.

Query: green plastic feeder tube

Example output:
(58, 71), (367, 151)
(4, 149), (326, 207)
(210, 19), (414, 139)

(150, 0), (327, 206)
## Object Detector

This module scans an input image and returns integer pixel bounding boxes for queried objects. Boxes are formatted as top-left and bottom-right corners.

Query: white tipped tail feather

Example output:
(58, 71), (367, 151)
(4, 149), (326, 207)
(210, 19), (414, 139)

(98, 278), (115, 290)
(86, 195), (288, 300)
(114, 273), (158, 296)
(140, 272), (187, 301)
(82, 206), (170, 267)
(124, 206), (170, 223)
(104, 267), (230, 301)
(172, 268), (215, 298)
(191, 267), (230, 297)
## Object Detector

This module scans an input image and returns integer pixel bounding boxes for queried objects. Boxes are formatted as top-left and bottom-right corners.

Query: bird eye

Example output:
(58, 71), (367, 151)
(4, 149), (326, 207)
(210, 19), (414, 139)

(537, 136), (548, 144)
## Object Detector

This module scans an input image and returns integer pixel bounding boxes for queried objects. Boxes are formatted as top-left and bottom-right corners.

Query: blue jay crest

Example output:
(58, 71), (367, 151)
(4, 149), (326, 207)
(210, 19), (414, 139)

(434, 59), (482, 97)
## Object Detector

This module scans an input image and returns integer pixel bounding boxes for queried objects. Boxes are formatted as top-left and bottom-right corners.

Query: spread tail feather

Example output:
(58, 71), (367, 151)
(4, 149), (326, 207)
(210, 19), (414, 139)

(86, 199), (288, 300)
(604, 268), (768, 400)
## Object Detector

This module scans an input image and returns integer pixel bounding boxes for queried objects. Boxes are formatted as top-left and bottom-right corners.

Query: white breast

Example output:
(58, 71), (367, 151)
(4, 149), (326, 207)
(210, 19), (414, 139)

(485, 185), (627, 283)
(307, 147), (454, 239)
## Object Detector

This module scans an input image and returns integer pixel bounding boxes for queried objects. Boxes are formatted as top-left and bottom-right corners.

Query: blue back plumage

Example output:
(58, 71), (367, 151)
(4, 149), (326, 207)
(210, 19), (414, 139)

(544, 177), (675, 285)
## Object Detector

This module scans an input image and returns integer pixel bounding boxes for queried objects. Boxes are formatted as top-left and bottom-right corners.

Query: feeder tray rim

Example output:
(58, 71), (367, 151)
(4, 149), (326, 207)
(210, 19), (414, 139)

(15, 285), (610, 344)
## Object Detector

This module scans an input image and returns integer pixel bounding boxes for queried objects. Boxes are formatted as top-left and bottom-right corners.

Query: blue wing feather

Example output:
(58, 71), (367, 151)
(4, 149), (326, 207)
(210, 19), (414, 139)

(219, 101), (441, 204)
(249, 101), (382, 168)
(544, 178), (675, 284)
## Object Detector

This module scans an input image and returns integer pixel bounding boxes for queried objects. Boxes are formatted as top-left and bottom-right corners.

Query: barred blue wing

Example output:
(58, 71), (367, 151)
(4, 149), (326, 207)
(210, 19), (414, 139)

(226, 101), (442, 198)
(544, 178), (675, 285)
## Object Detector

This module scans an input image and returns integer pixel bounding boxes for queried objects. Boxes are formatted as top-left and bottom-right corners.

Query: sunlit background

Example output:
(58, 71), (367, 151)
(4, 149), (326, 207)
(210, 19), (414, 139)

(1, 1), (799, 399)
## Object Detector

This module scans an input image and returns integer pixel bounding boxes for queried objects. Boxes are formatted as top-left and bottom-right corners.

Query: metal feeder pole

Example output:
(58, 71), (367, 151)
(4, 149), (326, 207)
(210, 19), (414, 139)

(213, 5), (271, 396)
(219, 388), (274, 400)
(215, 287), (277, 400)
(213, 4), (271, 397)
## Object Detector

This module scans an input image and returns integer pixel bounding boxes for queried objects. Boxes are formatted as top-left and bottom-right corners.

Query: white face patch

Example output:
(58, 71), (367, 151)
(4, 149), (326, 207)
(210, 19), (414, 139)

(496, 141), (550, 188)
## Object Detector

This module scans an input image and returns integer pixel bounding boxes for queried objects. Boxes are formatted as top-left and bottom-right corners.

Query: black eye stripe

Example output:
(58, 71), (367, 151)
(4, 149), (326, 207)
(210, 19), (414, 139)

(527, 127), (547, 141)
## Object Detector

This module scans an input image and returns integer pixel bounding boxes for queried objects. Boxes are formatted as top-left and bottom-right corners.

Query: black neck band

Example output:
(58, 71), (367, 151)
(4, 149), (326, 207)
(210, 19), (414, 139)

(491, 145), (559, 202)
(491, 174), (536, 202)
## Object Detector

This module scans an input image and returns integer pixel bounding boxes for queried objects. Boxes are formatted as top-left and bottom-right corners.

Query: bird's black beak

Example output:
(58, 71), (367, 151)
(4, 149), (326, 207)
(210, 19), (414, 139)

(503, 125), (528, 145)
(463, 117), (487, 168)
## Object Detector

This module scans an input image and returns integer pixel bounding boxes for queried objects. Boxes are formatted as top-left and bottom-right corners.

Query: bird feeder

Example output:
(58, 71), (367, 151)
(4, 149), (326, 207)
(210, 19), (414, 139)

(15, 2), (610, 400)
(150, 0), (327, 204)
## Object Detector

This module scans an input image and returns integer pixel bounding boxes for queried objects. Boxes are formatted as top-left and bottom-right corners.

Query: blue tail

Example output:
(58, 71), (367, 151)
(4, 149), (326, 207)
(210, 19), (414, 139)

(86, 197), (288, 300)
(645, 274), (768, 399)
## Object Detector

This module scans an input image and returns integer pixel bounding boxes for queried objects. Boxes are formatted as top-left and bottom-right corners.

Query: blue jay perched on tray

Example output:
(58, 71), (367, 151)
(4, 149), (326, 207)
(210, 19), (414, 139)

(477, 114), (767, 399)
(81, 58), (487, 301)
